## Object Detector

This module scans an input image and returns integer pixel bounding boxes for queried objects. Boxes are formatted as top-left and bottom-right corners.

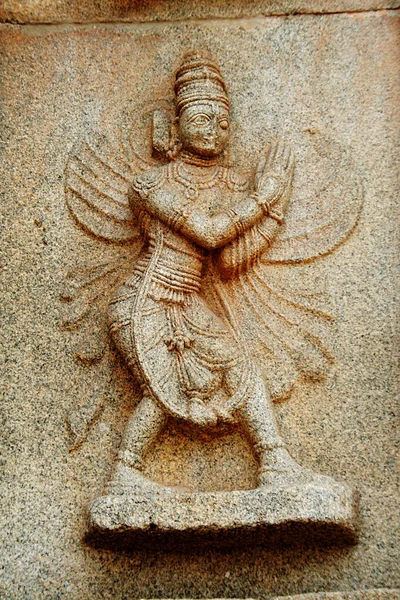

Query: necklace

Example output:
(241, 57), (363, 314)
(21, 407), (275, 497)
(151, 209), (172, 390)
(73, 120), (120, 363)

(173, 160), (222, 200)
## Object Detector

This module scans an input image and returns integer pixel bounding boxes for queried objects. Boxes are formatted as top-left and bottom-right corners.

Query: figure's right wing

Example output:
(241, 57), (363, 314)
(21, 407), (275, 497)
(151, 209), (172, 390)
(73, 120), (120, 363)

(63, 128), (158, 449)
(65, 130), (154, 243)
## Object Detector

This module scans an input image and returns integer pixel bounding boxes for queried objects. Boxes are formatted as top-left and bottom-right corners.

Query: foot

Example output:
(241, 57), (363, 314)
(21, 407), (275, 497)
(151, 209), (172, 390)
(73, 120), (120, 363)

(258, 447), (335, 489)
(106, 461), (171, 496)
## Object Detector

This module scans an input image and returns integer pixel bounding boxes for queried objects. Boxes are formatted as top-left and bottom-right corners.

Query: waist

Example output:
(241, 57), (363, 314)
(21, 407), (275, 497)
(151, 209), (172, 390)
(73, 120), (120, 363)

(134, 248), (203, 295)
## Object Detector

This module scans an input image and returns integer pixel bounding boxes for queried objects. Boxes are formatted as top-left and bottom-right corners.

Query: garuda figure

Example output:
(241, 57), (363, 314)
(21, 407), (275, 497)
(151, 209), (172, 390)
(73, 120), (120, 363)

(64, 51), (363, 496)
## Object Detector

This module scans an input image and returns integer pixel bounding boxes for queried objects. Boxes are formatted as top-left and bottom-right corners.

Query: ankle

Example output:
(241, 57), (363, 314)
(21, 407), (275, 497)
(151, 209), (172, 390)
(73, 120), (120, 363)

(117, 449), (144, 471)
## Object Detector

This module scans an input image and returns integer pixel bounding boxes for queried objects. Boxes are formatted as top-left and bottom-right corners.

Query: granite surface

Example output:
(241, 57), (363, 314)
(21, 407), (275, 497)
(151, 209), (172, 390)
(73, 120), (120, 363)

(1, 1), (400, 23)
(87, 482), (359, 548)
(0, 6), (399, 600)
(273, 591), (400, 600)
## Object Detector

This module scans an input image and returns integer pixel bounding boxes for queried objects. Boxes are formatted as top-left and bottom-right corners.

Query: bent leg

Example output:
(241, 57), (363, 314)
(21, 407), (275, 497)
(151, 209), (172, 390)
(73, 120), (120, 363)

(239, 373), (284, 454)
(237, 369), (332, 488)
(118, 393), (167, 470)
(107, 393), (167, 494)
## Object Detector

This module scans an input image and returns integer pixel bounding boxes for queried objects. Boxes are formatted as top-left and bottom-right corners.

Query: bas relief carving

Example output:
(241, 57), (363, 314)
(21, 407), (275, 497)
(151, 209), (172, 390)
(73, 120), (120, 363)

(62, 51), (362, 543)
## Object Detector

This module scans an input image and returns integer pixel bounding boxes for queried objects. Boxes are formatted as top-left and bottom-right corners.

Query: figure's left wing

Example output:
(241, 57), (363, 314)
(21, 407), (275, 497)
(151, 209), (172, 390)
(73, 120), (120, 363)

(209, 264), (335, 403)
(208, 136), (363, 403)
(263, 136), (363, 264)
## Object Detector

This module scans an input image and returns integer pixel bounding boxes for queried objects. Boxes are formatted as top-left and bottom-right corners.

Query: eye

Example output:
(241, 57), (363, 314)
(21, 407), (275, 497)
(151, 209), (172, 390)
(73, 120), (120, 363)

(219, 119), (229, 130)
(190, 114), (211, 126)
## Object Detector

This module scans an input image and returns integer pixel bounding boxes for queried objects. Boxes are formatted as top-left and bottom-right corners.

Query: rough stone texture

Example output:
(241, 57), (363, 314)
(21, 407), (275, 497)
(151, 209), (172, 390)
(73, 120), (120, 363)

(87, 482), (359, 548)
(0, 7), (399, 600)
(147, 593), (400, 600)
(1, 0), (400, 24)
(273, 591), (400, 600)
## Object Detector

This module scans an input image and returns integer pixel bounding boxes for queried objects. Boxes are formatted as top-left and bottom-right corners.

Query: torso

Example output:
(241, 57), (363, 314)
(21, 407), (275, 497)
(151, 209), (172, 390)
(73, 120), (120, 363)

(106, 160), (253, 423)
(131, 160), (249, 302)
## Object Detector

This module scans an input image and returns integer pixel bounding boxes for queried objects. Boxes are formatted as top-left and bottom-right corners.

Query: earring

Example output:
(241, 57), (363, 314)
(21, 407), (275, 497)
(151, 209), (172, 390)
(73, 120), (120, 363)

(166, 119), (182, 161)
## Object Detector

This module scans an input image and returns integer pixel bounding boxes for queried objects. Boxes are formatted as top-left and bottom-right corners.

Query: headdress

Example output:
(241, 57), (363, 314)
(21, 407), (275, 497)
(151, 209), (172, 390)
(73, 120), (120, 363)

(175, 51), (230, 115)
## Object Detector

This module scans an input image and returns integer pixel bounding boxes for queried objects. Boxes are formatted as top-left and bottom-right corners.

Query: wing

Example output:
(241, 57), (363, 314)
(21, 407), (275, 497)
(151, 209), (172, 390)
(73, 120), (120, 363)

(65, 130), (156, 242)
(263, 136), (363, 264)
(61, 254), (140, 450)
(207, 136), (362, 402)
(209, 264), (335, 402)
(63, 128), (157, 448)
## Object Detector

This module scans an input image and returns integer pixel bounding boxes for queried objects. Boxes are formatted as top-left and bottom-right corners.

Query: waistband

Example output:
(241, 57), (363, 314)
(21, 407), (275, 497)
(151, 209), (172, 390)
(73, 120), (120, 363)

(134, 251), (203, 295)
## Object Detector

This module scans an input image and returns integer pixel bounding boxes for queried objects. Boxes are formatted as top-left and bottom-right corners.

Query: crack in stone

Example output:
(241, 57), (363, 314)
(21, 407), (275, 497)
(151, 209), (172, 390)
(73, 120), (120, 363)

(0, 6), (399, 28)
(0, 7), (398, 31)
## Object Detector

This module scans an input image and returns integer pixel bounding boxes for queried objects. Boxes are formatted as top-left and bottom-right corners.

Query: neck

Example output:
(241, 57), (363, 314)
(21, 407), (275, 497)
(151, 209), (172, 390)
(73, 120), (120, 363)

(180, 149), (218, 167)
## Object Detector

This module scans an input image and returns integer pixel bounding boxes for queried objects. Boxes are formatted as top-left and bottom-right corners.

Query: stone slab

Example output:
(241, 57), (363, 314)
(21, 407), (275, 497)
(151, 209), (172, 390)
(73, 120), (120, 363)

(1, 8), (399, 600)
(1, 0), (399, 24)
(145, 592), (400, 600)
(273, 590), (400, 600)
(87, 482), (359, 548)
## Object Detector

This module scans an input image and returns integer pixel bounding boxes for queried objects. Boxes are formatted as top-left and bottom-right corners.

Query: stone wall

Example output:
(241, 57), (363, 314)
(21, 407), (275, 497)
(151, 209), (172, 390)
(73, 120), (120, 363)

(1, 1), (399, 598)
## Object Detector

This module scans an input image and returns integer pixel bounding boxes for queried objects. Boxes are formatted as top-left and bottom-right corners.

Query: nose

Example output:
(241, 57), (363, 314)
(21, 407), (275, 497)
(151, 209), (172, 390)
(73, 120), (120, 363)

(204, 118), (219, 139)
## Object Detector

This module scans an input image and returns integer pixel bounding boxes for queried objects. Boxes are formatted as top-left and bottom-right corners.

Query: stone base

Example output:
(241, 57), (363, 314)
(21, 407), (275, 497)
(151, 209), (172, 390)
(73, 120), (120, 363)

(86, 481), (359, 549)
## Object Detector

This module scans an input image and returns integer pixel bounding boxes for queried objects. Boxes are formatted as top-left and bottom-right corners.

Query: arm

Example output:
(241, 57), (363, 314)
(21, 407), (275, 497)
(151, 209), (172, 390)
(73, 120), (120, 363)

(217, 139), (295, 279)
(130, 174), (266, 250)
(129, 140), (292, 252)
(217, 190), (290, 279)
(180, 194), (264, 250)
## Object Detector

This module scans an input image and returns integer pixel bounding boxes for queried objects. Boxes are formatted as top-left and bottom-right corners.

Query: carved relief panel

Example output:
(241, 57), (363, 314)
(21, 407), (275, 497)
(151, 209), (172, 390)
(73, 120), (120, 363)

(62, 51), (362, 546)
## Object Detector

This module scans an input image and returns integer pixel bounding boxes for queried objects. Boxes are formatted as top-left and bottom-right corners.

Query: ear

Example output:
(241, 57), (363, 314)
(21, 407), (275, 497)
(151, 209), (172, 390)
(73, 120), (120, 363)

(152, 109), (172, 155)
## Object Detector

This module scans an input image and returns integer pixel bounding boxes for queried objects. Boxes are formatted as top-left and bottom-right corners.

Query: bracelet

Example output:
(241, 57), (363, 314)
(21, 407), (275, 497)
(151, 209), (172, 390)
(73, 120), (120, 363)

(226, 208), (245, 236)
(268, 207), (284, 225)
(253, 191), (284, 224)
(251, 191), (271, 217)
(168, 206), (190, 232)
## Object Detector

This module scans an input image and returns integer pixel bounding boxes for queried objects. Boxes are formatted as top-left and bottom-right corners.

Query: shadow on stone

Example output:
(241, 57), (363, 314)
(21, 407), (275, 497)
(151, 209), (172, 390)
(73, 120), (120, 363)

(84, 482), (359, 551)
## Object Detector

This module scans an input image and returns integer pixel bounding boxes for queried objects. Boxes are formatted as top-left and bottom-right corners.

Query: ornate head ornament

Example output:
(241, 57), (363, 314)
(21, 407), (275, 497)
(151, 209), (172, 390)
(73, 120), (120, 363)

(175, 51), (230, 115)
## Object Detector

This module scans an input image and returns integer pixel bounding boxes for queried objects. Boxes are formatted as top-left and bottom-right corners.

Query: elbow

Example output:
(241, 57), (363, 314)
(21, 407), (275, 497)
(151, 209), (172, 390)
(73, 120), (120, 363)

(191, 227), (229, 250)
(196, 233), (228, 251)
(184, 216), (234, 250)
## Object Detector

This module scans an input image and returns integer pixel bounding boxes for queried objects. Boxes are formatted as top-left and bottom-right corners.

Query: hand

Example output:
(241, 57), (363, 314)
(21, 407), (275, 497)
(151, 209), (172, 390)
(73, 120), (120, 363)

(254, 138), (295, 205)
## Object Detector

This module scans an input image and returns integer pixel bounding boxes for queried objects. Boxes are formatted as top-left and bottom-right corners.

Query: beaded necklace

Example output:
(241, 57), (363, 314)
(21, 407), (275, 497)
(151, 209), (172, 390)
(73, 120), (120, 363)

(172, 159), (225, 200)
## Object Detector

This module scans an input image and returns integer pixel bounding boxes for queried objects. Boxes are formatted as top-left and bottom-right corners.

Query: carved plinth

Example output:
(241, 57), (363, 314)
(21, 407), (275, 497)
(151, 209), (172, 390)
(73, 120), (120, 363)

(87, 482), (359, 549)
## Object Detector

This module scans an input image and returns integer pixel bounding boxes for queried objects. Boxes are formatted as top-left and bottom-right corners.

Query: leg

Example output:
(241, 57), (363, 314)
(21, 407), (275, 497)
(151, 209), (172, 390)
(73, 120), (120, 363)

(239, 374), (284, 454)
(107, 393), (167, 494)
(238, 371), (332, 488)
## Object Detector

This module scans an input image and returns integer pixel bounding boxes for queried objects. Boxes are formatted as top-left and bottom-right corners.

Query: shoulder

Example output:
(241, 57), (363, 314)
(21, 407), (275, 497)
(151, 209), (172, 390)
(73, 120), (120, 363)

(131, 165), (168, 198)
(220, 167), (250, 193)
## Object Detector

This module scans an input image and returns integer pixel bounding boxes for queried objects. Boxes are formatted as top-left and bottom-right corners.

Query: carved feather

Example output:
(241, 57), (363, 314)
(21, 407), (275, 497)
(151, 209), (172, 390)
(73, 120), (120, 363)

(65, 131), (145, 242)
(210, 262), (334, 402)
(263, 142), (364, 264)
(60, 258), (133, 329)
(65, 358), (111, 451)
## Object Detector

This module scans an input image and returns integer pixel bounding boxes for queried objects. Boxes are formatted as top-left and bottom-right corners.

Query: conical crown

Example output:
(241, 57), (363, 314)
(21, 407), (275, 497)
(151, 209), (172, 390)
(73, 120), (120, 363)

(175, 51), (230, 115)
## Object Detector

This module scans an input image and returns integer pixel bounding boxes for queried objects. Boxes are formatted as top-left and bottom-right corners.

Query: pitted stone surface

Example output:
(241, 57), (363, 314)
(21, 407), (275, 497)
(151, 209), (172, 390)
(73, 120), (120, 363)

(1, 0), (400, 23)
(273, 590), (400, 600)
(88, 482), (359, 547)
(0, 7), (399, 600)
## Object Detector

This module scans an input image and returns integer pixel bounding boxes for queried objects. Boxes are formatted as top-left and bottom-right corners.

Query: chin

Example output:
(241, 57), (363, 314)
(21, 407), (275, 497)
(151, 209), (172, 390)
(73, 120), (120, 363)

(196, 145), (224, 158)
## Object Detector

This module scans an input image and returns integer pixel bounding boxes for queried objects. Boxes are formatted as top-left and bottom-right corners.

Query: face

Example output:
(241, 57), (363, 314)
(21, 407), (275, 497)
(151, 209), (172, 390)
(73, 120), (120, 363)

(178, 101), (230, 157)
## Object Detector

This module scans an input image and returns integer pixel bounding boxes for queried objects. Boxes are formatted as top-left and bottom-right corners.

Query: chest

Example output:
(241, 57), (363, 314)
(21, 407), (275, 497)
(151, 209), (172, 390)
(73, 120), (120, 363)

(170, 179), (246, 215)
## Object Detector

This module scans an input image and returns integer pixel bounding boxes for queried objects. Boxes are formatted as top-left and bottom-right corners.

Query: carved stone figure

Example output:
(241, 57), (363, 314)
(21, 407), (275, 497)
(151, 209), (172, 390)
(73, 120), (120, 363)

(63, 51), (362, 543)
